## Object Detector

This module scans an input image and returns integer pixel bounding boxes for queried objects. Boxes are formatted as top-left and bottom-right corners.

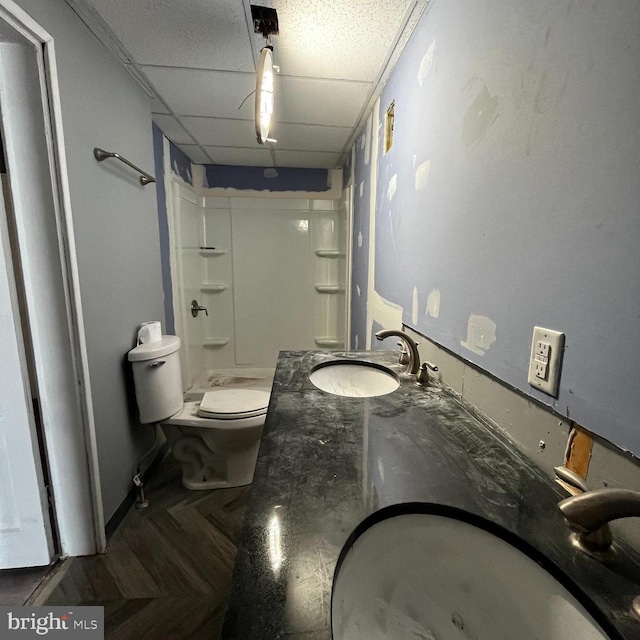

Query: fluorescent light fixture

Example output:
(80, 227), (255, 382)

(255, 46), (274, 145)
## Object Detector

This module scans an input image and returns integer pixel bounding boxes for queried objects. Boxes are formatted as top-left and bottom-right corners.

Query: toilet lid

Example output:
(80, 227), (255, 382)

(197, 389), (270, 419)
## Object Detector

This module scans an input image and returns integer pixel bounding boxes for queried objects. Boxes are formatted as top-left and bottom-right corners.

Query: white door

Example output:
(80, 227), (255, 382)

(0, 178), (54, 569)
(0, 3), (104, 563)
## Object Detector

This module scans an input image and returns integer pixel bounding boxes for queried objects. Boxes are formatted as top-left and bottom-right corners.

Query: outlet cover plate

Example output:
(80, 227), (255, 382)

(528, 326), (565, 397)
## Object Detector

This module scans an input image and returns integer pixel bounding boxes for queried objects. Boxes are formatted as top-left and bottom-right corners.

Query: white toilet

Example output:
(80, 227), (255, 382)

(128, 335), (270, 490)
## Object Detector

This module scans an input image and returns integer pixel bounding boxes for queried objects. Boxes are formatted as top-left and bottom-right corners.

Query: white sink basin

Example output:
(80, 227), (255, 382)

(332, 510), (610, 640)
(309, 361), (400, 398)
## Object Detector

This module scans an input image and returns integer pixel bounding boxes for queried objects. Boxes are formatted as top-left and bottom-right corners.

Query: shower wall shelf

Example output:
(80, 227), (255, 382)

(203, 338), (230, 347)
(315, 284), (345, 294)
(315, 249), (345, 258)
(200, 284), (228, 292)
(199, 248), (227, 257)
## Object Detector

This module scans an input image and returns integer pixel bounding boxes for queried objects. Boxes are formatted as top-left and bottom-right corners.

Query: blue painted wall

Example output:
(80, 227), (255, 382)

(351, 0), (640, 456)
(204, 164), (330, 192)
(350, 128), (373, 352)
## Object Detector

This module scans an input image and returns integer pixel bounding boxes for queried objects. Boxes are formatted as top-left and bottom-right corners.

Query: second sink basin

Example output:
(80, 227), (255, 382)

(332, 505), (611, 640)
(309, 360), (400, 398)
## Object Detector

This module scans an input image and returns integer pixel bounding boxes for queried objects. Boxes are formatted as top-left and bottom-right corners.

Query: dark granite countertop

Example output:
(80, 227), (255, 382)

(221, 351), (640, 640)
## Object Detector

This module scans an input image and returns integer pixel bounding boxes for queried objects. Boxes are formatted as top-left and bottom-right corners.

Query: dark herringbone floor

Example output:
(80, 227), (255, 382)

(0, 565), (52, 606)
(43, 456), (249, 640)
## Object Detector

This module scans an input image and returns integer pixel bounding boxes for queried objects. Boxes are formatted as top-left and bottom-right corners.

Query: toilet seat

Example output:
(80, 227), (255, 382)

(197, 389), (270, 420)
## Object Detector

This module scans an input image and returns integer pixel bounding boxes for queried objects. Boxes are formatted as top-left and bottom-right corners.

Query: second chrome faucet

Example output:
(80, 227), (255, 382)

(555, 465), (640, 554)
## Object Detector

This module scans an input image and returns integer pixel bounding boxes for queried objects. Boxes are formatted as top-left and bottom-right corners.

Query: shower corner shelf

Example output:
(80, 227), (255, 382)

(200, 283), (228, 292)
(314, 284), (345, 294)
(203, 338), (230, 348)
(199, 248), (227, 257)
(314, 337), (345, 348)
(315, 249), (345, 258)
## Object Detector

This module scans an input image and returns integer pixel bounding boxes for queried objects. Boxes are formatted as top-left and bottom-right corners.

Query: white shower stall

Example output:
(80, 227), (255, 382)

(168, 180), (350, 390)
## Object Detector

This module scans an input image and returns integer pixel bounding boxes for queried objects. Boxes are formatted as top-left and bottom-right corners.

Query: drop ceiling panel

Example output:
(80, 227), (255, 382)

(149, 96), (170, 114)
(151, 114), (194, 145)
(277, 77), (371, 127)
(270, 122), (351, 153)
(273, 149), (341, 169)
(180, 117), (255, 148)
(143, 67), (256, 119)
(272, 0), (413, 81)
(176, 144), (211, 164)
(204, 146), (273, 167)
(86, 0), (256, 71)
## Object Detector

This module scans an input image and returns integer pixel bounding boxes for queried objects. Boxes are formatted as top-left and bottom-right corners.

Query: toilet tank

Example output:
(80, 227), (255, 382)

(127, 336), (183, 424)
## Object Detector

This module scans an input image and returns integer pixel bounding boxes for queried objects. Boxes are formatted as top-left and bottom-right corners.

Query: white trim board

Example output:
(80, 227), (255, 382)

(0, 0), (105, 556)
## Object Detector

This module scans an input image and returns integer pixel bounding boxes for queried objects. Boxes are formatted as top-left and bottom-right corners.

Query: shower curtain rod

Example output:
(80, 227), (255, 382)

(93, 148), (156, 186)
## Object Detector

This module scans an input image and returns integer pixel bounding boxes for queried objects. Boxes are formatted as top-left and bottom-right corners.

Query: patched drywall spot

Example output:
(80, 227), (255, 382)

(357, 231), (363, 248)
(387, 173), (397, 200)
(369, 290), (403, 334)
(460, 315), (497, 356)
(172, 158), (192, 184)
(418, 39), (437, 87)
(414, 159), (431, 190)
(463, 83), (498, 148)
(411, 286), (419, 325)
(359, 181), (364, 198)
(426, 288), (441, 318)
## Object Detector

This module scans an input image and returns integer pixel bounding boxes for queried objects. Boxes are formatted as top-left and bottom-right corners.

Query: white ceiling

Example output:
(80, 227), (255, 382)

(67, 0), (428, 168)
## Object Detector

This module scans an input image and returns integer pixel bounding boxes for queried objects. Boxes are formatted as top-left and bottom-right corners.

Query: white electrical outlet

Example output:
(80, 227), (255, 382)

(527, 326), (564, 397)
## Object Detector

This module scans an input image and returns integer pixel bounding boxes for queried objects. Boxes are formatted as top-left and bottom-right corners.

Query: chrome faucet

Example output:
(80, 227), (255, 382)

(558, 488), (640, 554)
(375, 329), (421, 374)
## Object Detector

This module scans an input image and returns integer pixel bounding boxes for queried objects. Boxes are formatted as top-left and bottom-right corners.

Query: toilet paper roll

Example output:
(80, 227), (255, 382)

(137, 321), (162, 344)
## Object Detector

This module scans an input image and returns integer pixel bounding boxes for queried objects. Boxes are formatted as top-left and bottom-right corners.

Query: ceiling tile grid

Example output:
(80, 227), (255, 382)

(179, 116), (351, 154)
(76, 0), (425, 168)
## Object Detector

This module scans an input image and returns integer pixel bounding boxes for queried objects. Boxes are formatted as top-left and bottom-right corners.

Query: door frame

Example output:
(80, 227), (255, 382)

(0, 0), (105, 557)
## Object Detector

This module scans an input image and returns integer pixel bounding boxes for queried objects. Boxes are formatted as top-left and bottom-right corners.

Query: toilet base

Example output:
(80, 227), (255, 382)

(161, 409), (265, 491)
(171, 435), (261, 490)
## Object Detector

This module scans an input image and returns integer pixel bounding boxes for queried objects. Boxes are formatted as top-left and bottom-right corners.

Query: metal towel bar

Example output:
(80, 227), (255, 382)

(94, 148), (156, 186)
